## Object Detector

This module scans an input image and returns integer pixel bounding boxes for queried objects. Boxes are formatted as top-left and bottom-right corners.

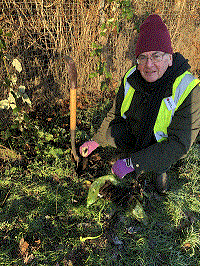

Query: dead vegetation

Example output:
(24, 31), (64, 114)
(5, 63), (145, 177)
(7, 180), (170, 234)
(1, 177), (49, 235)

(0, 0), (199, 110)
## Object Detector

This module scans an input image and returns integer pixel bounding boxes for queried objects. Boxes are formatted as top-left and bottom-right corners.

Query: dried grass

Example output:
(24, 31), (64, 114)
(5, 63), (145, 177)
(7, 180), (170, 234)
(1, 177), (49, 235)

(0, 144), (22, 162)
(0, 0), (199, 108)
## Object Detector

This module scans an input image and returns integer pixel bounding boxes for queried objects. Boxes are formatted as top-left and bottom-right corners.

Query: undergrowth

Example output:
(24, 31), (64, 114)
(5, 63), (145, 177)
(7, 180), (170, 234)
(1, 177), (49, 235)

(0, 100), (200, 265)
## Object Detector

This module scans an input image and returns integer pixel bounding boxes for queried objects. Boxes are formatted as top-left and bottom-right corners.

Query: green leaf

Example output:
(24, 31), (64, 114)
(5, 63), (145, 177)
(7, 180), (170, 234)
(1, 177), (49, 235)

(105, 71), (112, 79)
(0, 91), (16, 109)
(107, 18), (115, 24)
(11, 74), (17, 85)
(130, 200), (148, 225)
(126, 11), (133, 20)
(12, 58), (22, 73)
(89, 72), (98, 79)
(45, 133), (54, 142)
(92, 42), (102, 50)
(18, 85), (26, 94)
(0, 39), (6, 50)
(0, 99), (9, 109)
(4, 78), (11, 87)
(97, 61), (104, 75)
(87, 174), (119, 207)
(92, 42), (99, 49)
(48, 147), (64, 158)
(90, 50), (96, 57)
(38, 130), (45, 138)
(12, 107), (20, 114)
(112, 21), (118, 31)
(100, 32), (107, 37)
(4, 129), (12, 140)
(23, 113), (29, 122)
(8, 91), (17, 109)
(22, 93), (32, 107)
(100, 23), (106, 31)
(100, 81), (109, 91)
(5, 32), (12, 38)
(11, 121), (20, 129)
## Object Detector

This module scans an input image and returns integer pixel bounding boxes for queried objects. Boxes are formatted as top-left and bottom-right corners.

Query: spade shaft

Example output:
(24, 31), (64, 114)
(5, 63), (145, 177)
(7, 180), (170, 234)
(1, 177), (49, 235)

(66, 56), (79, 164)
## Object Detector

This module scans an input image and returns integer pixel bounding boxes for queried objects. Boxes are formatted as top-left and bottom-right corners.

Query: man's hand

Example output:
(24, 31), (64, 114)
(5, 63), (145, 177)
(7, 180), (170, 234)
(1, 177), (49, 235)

(112, 158), (135, 179)
(79, 140), (99, 157)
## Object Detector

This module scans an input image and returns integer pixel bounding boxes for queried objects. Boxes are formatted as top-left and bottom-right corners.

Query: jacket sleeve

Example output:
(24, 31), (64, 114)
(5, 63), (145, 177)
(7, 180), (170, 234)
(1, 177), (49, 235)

(92, 78), (125, 147)
(130, 84), (200, 175)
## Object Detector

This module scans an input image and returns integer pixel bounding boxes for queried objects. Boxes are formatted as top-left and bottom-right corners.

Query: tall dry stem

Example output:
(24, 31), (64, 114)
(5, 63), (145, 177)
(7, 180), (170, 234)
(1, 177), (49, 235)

(0, 0), (199, 107)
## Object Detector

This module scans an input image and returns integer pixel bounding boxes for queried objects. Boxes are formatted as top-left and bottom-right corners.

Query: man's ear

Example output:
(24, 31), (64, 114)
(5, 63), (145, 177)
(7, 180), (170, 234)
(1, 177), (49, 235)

(168, 54), (173, 66)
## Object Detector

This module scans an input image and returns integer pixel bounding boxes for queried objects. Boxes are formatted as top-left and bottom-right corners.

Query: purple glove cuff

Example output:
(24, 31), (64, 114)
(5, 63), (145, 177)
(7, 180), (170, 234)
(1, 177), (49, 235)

(112, 158), (135, 179)
(79, 140), (99, 157)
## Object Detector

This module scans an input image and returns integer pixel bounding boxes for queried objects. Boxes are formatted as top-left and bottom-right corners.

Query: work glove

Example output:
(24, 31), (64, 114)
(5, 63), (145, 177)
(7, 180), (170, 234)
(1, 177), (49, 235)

(112, 158), (135, 179)
(79, 140), (99, 157)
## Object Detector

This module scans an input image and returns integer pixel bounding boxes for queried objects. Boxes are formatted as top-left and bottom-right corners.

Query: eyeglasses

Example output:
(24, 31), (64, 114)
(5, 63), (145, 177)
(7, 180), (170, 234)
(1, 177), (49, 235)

(137, 52), (167, 65)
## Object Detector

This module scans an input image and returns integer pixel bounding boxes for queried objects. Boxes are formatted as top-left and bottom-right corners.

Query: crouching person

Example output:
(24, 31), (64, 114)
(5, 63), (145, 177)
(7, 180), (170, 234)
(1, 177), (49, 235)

(79, 14), (200, 195)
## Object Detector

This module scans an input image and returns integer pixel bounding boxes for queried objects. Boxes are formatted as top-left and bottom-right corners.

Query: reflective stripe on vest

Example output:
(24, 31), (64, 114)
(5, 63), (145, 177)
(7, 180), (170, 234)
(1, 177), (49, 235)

(120, 67), (200, 142)
(121, 66), (136, 118)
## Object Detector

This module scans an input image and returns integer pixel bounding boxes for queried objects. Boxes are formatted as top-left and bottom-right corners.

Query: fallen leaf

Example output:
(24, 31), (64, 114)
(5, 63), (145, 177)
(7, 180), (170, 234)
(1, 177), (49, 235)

(182, 242), (191, 250)
(33, 239), (41, 250)
(19, 238), (29, 257)
(19, 238), (35, 264)
(155, 9), (160, 14)
(24, 254), (34, 264)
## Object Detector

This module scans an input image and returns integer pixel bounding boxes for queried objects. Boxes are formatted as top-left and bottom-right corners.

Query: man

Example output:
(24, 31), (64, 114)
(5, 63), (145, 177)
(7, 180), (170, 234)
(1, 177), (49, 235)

(79, 14), (200, 194)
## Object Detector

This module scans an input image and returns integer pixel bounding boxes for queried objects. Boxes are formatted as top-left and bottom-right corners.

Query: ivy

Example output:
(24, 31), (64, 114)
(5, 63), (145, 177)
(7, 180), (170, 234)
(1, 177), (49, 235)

(89, 0), (134, 93)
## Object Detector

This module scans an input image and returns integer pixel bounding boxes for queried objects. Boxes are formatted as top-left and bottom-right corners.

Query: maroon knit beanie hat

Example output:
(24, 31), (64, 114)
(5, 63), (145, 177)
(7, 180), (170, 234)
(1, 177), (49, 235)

(135, 14), (173, 58)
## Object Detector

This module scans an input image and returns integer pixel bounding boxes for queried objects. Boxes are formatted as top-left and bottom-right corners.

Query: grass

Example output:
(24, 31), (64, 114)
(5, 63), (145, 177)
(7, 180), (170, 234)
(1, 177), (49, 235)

(0, 100), (200, 265)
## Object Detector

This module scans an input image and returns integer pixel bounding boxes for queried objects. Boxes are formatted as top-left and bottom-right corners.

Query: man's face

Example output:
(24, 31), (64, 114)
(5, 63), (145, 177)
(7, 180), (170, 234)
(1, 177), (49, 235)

(137, 51), (173, 83)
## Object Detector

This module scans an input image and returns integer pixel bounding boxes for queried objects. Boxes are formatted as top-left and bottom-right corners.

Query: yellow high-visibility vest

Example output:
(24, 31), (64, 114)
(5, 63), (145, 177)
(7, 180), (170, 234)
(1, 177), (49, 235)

(121, 66), (200, 142)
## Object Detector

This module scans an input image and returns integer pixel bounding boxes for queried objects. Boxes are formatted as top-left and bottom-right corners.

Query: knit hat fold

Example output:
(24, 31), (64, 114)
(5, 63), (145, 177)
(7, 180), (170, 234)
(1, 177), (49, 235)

(135, 14), (173, 58)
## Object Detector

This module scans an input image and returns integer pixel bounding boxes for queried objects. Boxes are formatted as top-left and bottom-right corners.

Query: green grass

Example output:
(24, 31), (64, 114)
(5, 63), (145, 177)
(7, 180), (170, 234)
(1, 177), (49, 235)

(0, 101), (200, 265)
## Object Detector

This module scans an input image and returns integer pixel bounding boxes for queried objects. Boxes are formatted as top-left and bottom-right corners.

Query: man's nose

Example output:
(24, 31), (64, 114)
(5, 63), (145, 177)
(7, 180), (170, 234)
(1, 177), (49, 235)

(145, 57), (154, 67)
